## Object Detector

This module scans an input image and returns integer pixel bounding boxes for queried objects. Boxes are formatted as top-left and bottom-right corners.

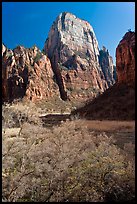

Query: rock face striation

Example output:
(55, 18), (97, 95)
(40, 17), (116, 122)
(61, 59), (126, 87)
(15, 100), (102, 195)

(99, 46), (116, 86)
(116, 31), (135, 85)
(2, 44), (58, 102)
(44, 12), (115, 100)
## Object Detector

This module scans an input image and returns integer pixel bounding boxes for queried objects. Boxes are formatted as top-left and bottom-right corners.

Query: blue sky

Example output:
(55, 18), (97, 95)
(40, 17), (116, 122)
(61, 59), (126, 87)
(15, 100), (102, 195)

(2, 2), (135, 64)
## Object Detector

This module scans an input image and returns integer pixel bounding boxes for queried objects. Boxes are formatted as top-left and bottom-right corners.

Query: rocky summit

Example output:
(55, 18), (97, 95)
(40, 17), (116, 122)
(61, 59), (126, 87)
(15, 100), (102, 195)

(2, 44), (58, 102)
(44, 12), (115, 100)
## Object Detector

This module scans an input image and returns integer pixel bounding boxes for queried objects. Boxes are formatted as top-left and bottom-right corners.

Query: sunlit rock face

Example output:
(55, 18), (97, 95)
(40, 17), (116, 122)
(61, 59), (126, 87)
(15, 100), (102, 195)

(2, 12), (117, 103)
(99, 46), (116, 87)
(116, 31), (135, 85)
(2, 44), (58, 102)
(44, 12), (112, 101)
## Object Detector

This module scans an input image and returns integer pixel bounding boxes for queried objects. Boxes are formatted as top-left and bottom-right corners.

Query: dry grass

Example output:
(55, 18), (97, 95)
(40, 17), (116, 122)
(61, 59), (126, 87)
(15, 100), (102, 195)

(70, 119), (135, 149)
(72, 119), (135, 132)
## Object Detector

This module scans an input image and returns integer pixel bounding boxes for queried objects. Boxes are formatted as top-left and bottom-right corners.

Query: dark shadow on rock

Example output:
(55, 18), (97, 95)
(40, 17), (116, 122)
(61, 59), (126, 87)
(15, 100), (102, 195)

(39, 114), (71, 127)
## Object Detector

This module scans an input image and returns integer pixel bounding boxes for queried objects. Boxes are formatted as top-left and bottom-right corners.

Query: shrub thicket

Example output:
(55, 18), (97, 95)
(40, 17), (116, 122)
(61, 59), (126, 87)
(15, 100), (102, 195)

(2, 118), (135, 202)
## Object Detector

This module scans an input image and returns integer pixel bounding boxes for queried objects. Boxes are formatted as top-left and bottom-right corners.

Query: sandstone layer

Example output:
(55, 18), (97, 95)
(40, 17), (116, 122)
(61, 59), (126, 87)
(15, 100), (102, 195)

(44, 12), (115, 100)
(116, 31), (135, 85)
(2, 44), (58, 102)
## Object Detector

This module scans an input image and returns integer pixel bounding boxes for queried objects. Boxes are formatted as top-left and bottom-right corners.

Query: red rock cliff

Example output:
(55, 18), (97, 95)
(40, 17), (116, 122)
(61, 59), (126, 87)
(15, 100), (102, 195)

(116, 31), (135, 85)
(2, 44), (58, 102)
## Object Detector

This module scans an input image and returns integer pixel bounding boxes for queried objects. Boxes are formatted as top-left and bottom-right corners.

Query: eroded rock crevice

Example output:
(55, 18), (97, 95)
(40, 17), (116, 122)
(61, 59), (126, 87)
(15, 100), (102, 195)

(2, 44), (58, 103)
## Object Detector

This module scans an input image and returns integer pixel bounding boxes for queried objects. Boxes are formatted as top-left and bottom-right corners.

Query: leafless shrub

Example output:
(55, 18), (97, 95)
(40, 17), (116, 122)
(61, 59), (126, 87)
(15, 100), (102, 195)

(2, 102), (43, 129)
(2, 120), (135, 202)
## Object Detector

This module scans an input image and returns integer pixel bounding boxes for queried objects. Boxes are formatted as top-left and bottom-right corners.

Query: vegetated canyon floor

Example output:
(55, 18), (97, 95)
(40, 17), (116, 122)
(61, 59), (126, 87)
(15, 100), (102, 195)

(41, 114), (135, 150)
(3, 95), (135, 151)
(2, 97), (135, 202)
